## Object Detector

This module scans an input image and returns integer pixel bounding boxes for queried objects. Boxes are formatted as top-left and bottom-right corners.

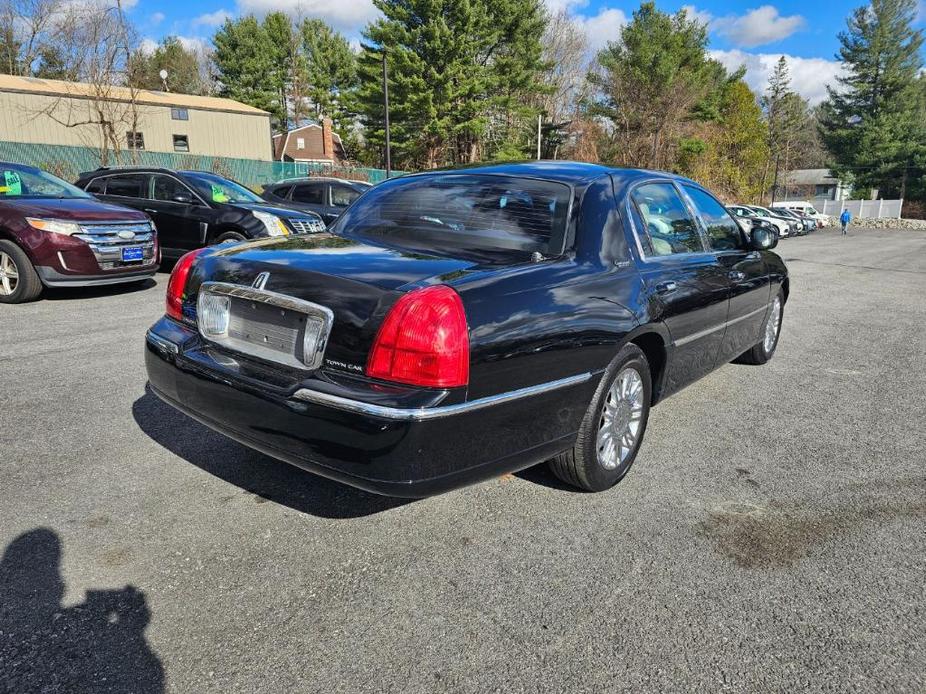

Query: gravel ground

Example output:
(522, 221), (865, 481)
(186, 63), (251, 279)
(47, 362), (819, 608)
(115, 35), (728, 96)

(1, 228), (924, 693)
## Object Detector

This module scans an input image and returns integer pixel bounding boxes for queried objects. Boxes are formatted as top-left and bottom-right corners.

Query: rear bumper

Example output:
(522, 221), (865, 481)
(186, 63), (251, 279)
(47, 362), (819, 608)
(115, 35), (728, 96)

(144, 318), (596, 497)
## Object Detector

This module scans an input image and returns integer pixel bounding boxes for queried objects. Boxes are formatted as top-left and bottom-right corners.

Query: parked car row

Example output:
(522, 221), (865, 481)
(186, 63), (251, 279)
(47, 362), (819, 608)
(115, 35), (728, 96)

(728, 202), (824, 239)
(0, 161), (367, 303)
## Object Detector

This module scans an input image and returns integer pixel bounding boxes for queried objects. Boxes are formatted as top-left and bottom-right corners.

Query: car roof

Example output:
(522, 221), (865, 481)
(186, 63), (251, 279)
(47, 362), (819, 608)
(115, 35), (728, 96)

(271, 176), (369, 186)
(404, 160), (700, 187)
(0, 161), (42, 172)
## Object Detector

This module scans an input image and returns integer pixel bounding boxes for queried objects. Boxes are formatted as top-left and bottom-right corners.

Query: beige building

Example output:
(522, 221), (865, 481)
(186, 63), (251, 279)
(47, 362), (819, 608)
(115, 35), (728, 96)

(0, 74), (272, 161)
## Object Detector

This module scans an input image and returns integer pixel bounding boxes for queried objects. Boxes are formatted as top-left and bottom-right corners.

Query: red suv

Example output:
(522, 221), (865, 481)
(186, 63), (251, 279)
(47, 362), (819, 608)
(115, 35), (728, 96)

(0, 162), (158, 303)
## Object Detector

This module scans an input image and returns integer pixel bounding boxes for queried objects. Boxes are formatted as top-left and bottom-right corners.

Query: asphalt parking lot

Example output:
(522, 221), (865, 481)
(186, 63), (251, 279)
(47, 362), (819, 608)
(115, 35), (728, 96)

(1, 228), (924, 693)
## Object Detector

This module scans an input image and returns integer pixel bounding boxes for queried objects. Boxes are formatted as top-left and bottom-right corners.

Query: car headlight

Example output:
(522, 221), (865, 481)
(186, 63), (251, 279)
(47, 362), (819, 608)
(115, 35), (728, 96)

(252, 211), (289, 237)
(26, 218), (81, 236)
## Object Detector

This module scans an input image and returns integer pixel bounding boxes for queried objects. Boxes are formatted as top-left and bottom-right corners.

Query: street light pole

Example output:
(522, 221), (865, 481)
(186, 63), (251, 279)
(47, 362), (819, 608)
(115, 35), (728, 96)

(382, 50), (392, 177)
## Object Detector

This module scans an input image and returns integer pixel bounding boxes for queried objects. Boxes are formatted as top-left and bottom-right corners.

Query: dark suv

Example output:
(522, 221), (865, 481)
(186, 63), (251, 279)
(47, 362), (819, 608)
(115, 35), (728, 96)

(0, 162), (157, 303)
(75, 168), (326, 259)
(261, 177), (372, 226)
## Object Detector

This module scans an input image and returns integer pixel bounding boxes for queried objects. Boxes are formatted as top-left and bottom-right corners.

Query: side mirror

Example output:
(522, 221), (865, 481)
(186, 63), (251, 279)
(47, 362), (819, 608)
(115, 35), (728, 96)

(750, 225), (777, 250)
(172, 191), (193, 204)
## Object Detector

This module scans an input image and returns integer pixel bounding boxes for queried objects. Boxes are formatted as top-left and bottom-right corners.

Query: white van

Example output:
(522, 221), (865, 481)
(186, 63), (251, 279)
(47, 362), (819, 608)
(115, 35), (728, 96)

(776, 200), (831, 224)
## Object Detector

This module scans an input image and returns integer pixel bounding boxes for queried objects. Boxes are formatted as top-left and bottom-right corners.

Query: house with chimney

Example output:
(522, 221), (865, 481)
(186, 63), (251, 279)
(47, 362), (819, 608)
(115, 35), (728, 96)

(271, 118), (347, 165)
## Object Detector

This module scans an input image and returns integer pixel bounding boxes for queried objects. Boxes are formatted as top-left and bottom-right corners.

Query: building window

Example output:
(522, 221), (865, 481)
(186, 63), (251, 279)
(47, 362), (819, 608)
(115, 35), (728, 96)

(171, 107), (189, 121)
(296, 137), (305, 150)
(173, 134), (190, 152)
(126, 131), (145, 150)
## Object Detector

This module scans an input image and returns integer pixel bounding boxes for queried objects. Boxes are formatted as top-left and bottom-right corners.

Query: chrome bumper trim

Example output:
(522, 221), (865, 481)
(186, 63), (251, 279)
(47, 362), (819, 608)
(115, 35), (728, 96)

(292, 372), (594, 421)
(146, 330), (179, 356)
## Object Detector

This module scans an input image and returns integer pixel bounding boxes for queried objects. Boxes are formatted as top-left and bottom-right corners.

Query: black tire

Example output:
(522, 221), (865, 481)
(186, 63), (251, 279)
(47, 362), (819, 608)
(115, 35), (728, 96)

(735, 290), (784, 365)
(213, 231), (247, 245)
(0, 239), (43, 304)
(549, 343), (652, 492)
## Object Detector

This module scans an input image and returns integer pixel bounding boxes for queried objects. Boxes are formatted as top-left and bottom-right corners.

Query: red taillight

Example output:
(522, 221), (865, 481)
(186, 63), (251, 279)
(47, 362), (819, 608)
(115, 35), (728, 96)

(367, 285), (469, 388)
(165, 248), (206, 321)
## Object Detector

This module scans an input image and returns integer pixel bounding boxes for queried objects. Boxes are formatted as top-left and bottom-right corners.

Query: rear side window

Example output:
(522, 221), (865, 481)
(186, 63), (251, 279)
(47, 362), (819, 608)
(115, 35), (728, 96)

(332, 174), (571, 255)
(630, 183), (702, 256)
(683, 185), (744, 251)
(292, 183), (325, 205)
(105, 174), (148, 198)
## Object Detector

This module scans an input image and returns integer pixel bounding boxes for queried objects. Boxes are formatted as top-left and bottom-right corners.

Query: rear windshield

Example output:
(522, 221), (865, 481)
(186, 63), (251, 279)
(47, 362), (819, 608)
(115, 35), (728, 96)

(330, 174), (571, 255)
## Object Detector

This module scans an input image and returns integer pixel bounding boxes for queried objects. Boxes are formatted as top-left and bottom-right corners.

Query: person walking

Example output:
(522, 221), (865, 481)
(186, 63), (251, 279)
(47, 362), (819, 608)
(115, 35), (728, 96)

(840, 208), (851, 235)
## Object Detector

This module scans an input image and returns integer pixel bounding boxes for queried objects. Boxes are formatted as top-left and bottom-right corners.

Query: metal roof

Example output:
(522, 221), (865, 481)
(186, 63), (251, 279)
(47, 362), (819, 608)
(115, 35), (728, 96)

(0, 73), (269, 116)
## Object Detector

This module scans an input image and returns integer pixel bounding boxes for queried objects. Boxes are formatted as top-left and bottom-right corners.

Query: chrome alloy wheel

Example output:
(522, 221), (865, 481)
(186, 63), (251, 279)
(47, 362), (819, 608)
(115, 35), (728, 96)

(0, 251), (18, 296)
(597, 367), (645, 470)
(764, 296), (782, 353)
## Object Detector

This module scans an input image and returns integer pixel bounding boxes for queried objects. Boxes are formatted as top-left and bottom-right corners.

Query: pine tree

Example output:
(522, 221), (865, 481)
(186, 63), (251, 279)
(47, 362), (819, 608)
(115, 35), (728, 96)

(213, 17), (283, 125)
(589, 2), (729, 170)
(761, 57), (810, 200)
(300, 19), (358, 130)
(819, 0), (925, 198)
(128, 37), (208, 95)
(354, 0), (546, 169)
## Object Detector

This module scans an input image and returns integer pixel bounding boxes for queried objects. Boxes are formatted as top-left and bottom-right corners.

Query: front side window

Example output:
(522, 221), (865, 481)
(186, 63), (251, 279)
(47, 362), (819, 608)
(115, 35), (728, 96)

(684, 185), (744, 251)
(85, 178), (106, 194)
(630, 182), (702, 257)
(152, 175), (193, 202)
(332, 173), (571, 256)
(126, 131), (145, 150)
(173, 134), (189, 152)
(181, 171), (261, 204)
(292, 183), (325, 205)
(105, 174), (149, 198)
(331, 185), (360, 208)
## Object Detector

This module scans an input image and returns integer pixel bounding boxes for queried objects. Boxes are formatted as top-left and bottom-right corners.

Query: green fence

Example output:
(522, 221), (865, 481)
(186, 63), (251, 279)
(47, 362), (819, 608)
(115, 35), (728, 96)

(0, 140), (397, 189)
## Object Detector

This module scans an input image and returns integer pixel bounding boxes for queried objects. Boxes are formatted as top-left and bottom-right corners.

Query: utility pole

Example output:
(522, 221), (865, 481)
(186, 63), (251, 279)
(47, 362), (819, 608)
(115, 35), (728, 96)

(382, 50), (391, 177)
(536, 115), (542, 160)
(771, 153), (781, 205)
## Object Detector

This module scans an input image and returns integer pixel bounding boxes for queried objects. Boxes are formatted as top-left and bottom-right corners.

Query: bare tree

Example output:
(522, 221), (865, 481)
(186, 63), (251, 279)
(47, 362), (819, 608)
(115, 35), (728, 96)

(19, 0), (148, 164)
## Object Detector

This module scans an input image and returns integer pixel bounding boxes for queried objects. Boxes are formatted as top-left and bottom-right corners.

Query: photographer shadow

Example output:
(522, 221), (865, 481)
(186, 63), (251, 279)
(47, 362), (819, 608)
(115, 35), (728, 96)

(0, 528), (164, 693)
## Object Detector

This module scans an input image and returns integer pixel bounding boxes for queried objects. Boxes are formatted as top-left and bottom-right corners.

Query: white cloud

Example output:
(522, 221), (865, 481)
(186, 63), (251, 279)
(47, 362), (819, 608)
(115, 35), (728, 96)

(176, 35), (210, 54)
(573, 8), (627, 53)
(713, 6), (806, 48)
(234, 0), (378, 33)
(149, 11), (165, 26)
(192, 9), (233, 27)
(680, 4), (713, 27)
(139, 37), (158, 55)
(710, 49), (846, 104)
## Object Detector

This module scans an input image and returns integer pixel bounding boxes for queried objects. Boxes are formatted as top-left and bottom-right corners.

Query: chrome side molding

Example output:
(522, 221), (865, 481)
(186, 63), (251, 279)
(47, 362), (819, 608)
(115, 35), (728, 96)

(291, 372), (594, 421)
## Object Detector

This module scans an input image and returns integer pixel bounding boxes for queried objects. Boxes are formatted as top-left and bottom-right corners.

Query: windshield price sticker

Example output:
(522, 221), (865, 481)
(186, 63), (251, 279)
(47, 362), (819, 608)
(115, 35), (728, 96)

(211, 184), (229, 203)
(0, 171), (22, 196)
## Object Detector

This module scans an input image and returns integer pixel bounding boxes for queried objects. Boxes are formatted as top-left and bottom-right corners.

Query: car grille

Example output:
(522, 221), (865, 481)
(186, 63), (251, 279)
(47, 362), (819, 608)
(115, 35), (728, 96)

(286, 218), (326, 234)
(73, 221), (156, 267)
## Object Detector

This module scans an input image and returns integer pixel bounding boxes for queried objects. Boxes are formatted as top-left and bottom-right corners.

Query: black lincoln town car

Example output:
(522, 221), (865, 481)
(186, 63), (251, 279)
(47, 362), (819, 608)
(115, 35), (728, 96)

(144, 162), (787, 497)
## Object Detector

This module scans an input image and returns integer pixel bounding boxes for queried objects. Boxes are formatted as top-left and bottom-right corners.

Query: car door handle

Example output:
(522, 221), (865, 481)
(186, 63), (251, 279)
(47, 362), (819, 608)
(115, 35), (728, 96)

(728, 270), (747, 281)
(655, 281), (677, 294)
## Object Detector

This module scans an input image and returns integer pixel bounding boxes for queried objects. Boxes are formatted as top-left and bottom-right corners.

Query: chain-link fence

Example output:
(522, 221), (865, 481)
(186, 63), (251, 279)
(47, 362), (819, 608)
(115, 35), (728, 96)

(0, 140), (399, 189)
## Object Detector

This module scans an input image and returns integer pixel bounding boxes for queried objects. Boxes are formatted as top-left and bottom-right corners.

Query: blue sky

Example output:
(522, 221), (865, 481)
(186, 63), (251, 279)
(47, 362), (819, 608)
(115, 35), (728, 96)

(131, 0), (918, 104)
